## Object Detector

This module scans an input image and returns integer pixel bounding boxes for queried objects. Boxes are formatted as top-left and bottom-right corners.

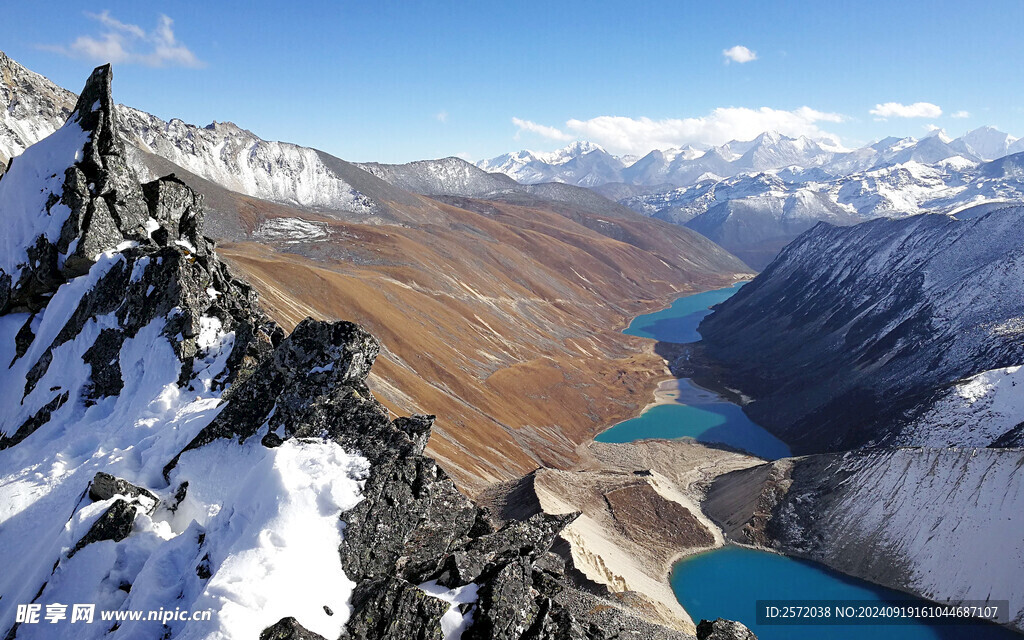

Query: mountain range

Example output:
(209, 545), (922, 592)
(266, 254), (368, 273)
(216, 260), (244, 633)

(478, 128), (1024, 190)
(6, 46), (1024, 638)
(477, 129), (1024, 268)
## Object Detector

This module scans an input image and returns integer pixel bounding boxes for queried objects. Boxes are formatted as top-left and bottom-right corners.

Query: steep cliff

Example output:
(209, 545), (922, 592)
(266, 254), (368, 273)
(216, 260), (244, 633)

(697, 209), (1024, 453)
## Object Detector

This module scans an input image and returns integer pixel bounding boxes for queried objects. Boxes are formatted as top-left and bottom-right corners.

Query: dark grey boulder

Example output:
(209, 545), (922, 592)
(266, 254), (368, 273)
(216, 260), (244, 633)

(88, 472), (158, 514)
(696, 618), (757, 640)
(259, 617), (327, 640)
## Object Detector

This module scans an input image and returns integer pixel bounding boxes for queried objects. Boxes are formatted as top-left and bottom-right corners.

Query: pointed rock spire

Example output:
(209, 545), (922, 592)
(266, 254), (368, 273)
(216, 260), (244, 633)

(0, 63), (210, 313)
(70, 64), (118, 157)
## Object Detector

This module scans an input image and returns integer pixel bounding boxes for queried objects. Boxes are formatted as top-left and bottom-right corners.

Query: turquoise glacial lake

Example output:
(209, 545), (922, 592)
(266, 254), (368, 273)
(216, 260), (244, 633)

(623, 281), (746, 343)
(594, 378), (790, 459)
(672, 546), (1018, 640)
(597, 282), (790, 460)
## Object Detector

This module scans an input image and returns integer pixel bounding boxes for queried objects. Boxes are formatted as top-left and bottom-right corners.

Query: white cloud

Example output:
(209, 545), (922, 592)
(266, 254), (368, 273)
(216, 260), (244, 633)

(869, 102), (942, 119)
(561, 106), (844, 155)
(42, 11), (204, 68)
(436, 110), (449, 123)
(951, 110), (971, 119)
(511, 117), (572, 141)
(722, 45), (757, 64)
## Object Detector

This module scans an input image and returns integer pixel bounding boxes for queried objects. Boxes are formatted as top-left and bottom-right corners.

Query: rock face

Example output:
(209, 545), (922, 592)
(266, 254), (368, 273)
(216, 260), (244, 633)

(1, 65), (725, 640)
(697, 209), (1024, 454)
(695, 618), (756, 640)
(704, 448), (1024, 632)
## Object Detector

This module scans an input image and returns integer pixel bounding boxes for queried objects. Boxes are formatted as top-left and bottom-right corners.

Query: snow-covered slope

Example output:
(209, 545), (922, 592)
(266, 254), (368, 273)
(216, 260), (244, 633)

(705, 448), (1024, 632)
(697, 207), (1024, 453)
(899, 366), (1024, 447)
(0, 51), (75, 169)
(0, 64), (361, 639)
(117, 108), (376, 213)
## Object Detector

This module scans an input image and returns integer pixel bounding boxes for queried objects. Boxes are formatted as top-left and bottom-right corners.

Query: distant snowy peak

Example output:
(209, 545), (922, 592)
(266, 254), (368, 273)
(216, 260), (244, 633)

(478, 127), (1024, 190)
(952, 126), (1020, 161)
(535, 140), (607, 164)
(473, 141), (622, 186)
(357, 156), (515, 196)
(475, 140), (613, 184)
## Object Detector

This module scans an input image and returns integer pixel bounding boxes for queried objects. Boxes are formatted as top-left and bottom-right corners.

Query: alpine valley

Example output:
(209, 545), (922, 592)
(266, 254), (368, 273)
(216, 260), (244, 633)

(1, 47), (1023, 640)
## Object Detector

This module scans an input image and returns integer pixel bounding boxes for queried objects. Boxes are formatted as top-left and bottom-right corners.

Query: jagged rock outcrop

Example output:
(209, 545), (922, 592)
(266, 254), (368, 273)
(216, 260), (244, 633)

(696, 210), (1024, 453)
(88, 472), (158, 514)
(1, 64), (729, 640)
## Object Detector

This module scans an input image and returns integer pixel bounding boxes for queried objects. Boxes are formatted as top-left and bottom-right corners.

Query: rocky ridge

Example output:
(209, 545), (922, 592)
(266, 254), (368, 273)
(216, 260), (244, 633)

(0, 65), (758, 639)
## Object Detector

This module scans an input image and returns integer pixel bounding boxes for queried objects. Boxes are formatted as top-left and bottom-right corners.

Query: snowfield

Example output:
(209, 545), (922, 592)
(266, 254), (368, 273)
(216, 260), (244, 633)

(0, 254), (370, 640)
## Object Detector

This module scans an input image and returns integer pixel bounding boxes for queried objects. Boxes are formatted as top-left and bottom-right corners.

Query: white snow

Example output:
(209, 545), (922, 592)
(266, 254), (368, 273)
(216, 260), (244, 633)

(418, 580), (479, 640)
(0, 248), (370, 639)
(147, 438), (370, 640)
(253, 217), (329, 243)
(900, 366), (1024, 446)
(0, 119), (89, 282)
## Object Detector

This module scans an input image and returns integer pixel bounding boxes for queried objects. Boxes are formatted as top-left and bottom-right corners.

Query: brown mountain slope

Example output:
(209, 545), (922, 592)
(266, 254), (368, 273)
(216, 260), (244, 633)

(151, 160), (751, 493)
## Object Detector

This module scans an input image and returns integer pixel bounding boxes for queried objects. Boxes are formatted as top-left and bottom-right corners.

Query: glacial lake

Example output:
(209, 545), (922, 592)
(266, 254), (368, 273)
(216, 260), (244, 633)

(597, 282), (791, 460)
(672, 546), (1019, 640)
(594, 378), (791, 459)
(622, 281), (746, 343)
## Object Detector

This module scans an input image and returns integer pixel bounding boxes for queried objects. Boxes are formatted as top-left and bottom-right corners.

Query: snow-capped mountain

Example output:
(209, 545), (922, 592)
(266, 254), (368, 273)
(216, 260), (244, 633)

(621, 152), (1024, 268)
(478, 127), (1023, 191)
(697, 207), (1024, 453)
(1, 51), (386, 218)
(952, 125), (1020, 161)
(118, 109), (378, 214)
(476, 141), (626, 186)
(0, 64), (703, 640)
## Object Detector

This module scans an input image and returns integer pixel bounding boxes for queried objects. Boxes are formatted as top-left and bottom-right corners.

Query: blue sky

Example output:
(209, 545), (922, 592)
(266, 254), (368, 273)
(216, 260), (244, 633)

(2, 1), (1022, 162)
